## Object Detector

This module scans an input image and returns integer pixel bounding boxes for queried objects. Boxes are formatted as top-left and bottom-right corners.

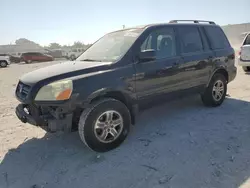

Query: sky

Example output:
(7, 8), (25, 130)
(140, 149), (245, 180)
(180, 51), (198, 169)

(1, 0), (250, 46)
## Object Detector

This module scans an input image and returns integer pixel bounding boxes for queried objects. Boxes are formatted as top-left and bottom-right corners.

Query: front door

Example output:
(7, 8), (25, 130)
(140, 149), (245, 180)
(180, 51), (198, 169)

(134, 26), (183, 106)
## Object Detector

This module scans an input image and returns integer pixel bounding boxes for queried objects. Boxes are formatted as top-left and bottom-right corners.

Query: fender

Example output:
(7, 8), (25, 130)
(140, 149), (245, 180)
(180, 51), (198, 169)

(206, 64), (228, 87)
(85, 88), (138, 124)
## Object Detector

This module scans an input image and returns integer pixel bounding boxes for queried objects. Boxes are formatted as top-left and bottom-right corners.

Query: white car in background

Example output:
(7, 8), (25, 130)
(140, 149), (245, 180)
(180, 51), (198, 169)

(64, 48), (85, 60)
(0, 54), (10, 68)
(238, 32), (250, 72)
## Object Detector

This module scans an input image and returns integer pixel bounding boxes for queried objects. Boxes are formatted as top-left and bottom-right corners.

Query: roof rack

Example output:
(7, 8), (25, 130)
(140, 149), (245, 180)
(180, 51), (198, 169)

(169, 20), (215, 24)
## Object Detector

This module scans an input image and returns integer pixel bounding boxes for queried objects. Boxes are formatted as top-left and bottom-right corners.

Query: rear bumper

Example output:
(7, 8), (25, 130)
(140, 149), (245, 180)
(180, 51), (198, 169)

(238, 58), (250, 66)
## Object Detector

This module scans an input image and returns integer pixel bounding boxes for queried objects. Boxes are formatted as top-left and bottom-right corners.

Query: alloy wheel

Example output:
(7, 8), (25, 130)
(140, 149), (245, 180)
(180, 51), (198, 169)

(94, 110), (123, 143)
(212, 80), (224, 101)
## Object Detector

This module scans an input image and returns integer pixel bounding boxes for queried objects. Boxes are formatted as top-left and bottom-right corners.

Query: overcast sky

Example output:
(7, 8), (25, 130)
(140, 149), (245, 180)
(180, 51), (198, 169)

(1, 0), (249, 46)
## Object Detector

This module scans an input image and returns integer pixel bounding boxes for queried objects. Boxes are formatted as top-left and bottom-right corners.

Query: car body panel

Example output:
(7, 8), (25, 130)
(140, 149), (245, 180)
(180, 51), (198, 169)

(19, 61), (112, 85)
(238, 33), (250, 67)
(0, 55), (10, 64)
(21, 52), (54, 62)
(240, 45), (250, 61)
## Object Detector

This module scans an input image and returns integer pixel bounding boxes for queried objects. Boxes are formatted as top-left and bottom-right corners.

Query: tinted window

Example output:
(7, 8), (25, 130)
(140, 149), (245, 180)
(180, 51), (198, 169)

(140, 35), (152, 51)
(140, 27), (176, 59)
(23, 53), (33, 56)
(204, 26), (230, 49)
(178, 27), (203, 53)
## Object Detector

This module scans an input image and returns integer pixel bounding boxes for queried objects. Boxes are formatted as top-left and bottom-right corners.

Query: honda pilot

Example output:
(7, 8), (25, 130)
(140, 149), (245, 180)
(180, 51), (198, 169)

(15, 20), (237, 152)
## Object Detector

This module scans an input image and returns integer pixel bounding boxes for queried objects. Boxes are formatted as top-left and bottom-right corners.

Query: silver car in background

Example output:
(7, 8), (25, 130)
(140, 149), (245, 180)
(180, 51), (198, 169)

(238, 32), (250, 72)
(0, 54), (11, 68)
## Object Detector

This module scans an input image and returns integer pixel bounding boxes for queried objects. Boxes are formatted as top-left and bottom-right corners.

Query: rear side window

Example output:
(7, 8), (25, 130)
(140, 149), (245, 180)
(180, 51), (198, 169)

(178, 27), (203, 53)
(243, 34), (250, 45)
(204, 26), (230, 49)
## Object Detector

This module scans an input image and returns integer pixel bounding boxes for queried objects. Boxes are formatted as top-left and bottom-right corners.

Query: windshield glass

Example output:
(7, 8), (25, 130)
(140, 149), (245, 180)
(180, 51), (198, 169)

(77, 28), (143, 62)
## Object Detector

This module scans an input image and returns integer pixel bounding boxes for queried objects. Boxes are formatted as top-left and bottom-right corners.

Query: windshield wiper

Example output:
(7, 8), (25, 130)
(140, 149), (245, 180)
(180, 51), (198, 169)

(80, 59), (102, 62)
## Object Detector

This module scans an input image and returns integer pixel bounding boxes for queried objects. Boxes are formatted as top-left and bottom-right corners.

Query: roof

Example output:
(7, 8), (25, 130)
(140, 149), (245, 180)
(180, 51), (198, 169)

(113, 20), (217, 33)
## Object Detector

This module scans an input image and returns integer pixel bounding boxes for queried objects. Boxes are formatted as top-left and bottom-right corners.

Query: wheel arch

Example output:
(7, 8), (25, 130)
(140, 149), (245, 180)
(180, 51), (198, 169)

(88, 89), (136, 125)
(207, 68), (228, 87)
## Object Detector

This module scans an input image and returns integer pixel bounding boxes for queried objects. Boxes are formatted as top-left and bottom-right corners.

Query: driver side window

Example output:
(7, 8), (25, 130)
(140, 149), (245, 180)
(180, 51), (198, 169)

(140, 27), (176, 59)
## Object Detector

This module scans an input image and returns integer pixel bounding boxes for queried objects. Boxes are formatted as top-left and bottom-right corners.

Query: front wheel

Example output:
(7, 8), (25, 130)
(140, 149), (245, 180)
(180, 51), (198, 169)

(201, 73), (227, 107)
(0, 61), (7, 68)
(70, 55), (76, 61)
(25, 60), (32, 64)
(78, 98), (131, 152)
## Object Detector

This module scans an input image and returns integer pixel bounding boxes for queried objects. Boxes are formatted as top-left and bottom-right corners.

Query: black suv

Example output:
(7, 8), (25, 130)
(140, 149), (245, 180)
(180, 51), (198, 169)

(15, 20), (237, 152)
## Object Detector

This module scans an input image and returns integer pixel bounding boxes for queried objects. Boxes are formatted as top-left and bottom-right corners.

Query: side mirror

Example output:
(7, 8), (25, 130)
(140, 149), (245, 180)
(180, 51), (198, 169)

(139, 49), (156, 62)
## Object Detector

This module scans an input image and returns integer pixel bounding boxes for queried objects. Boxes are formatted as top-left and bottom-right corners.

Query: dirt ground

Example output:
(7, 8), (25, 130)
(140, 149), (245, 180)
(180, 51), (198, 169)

(0, 59), (250, 188)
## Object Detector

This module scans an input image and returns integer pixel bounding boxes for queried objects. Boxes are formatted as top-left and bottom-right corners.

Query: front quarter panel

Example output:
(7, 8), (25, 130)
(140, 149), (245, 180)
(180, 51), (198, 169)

(72, 64), (136, 106)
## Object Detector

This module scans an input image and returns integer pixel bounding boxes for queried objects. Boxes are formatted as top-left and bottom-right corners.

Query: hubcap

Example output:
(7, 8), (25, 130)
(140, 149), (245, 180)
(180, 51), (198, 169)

(1, 62), (6, 66)
(94, 110), (123, 143)
(212, 80), (224, 101)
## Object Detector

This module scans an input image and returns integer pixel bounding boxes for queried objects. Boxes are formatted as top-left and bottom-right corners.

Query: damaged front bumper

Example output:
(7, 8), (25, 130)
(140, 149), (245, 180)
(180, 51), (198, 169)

(15, 102), (77, 133)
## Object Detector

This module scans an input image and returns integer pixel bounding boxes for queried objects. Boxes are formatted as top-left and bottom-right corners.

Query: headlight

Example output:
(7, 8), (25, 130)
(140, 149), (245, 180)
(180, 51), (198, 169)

(35, 80), (73, 101)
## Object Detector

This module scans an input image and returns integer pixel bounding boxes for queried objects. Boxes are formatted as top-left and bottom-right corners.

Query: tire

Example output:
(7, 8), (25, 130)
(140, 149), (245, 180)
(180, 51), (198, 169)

(201, 73), (227, 107)
(70, 55), (76, 61)
(242, 66), (250, 72)
(0, 61), (7, 68)
(25, 60), (32, 64)
(78, 98), (131, 152)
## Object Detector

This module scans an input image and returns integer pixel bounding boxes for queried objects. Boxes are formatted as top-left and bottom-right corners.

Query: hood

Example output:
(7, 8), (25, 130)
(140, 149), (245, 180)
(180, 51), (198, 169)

(20, 61), (112, 85)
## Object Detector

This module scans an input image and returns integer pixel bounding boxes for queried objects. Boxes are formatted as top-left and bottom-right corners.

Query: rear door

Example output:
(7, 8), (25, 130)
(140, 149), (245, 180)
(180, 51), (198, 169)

(135, 26), (183, 104)
(203, 25), (235, 70)
(241, 34), (250, 61)
(177, 26), (213, 90)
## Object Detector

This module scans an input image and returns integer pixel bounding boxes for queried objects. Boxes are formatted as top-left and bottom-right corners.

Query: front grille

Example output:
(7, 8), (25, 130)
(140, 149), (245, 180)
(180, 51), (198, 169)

(16, 82), (31, 100)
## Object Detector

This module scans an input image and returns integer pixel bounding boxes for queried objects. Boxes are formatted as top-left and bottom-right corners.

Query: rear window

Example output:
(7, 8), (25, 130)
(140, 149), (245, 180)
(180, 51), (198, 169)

(204, 26), (230, 49)
(243, 34), (250, 45)
(178, 26), (203, 53)
(22, 53), (34, 56)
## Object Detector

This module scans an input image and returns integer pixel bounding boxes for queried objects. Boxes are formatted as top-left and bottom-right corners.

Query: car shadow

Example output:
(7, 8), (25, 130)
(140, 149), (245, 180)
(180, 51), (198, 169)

(1, 96), (250, 188)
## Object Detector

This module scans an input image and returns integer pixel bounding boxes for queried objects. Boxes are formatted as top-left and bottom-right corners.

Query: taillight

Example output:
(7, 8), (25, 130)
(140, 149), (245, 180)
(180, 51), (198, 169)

(239, 46), (242, 56)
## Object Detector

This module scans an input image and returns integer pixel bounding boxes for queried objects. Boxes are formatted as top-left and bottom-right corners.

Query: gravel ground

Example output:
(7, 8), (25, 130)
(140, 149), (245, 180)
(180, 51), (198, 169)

(0, 60), (250, 188)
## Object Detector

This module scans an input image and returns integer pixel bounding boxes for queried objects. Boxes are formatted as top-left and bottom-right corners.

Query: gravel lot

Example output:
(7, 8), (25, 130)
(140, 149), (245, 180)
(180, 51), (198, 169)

(0, 60), (250, 188)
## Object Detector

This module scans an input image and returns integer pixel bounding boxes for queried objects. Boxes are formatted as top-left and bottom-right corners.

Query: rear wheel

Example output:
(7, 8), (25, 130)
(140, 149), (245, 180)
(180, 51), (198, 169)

(78, 98), (131, 152)
(242, 66), (250, 72)
(70, 55), (76, 61)
(201, 73), (227, 107)
(0, 61), (7, 68)
(25, 60), (32, 64)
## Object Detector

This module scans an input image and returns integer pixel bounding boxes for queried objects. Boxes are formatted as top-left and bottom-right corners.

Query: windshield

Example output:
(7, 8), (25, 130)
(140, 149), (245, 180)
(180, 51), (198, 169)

(77, 28), (143, 62)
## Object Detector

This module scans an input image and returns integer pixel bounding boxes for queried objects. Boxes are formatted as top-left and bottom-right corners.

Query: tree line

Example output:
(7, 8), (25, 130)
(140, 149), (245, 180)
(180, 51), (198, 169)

(15, 38), (92, 50)
(45, 41), (92, 50)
